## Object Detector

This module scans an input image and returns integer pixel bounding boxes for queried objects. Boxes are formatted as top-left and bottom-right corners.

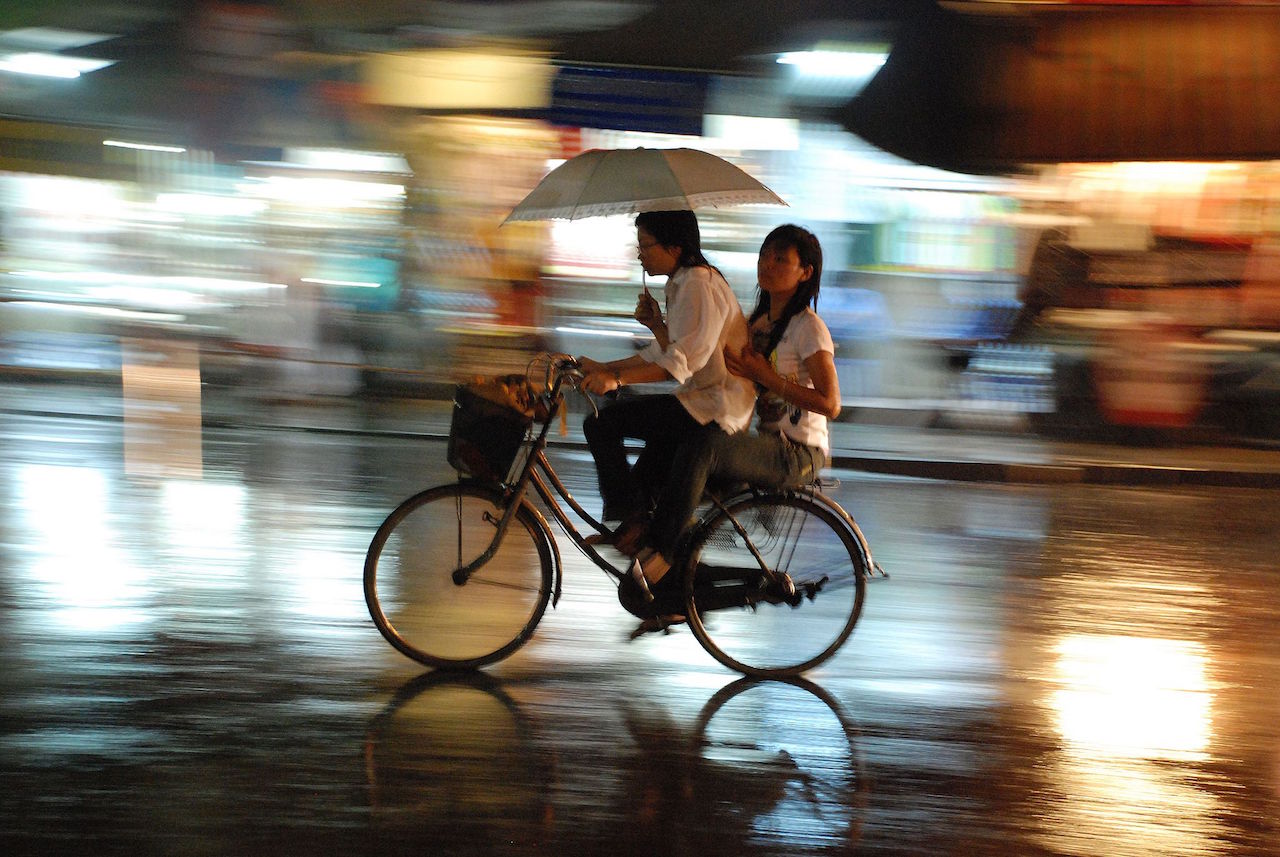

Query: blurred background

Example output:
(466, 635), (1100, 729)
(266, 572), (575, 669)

(3, 0), (1280, 442)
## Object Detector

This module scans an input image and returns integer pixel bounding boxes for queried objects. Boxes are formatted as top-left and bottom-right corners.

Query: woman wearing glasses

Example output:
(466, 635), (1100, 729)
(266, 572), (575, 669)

(577, 210), (756, 548)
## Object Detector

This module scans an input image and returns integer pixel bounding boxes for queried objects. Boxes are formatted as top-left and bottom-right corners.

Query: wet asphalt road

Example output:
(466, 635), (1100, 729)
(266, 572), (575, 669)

(1, 405), (1278, 856)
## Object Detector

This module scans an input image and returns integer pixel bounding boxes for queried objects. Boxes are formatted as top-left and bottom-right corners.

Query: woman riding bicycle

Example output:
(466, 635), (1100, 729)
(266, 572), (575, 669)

(576, 209), (756, 544)
(628, 224), (840, 593)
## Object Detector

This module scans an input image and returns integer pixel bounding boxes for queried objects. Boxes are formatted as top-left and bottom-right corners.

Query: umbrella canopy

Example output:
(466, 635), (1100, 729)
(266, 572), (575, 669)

(503, 147), (786, 223)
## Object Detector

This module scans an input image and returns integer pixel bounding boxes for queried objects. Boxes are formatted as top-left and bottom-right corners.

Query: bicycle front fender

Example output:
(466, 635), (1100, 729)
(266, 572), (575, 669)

(517, 497), (564, 608)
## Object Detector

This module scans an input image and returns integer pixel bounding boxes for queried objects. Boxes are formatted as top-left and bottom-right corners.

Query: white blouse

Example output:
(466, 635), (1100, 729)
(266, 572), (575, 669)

(639, 265), (756, 432)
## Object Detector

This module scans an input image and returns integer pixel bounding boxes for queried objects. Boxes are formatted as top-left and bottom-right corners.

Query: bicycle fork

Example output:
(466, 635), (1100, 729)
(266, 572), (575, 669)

(450, 481), (534, 586)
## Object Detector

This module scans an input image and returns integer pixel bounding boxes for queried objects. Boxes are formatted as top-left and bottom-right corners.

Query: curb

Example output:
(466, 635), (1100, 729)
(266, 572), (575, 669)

(198, 419), (1280, 488)
(6, 404), (1278, 488)
(834, 455), (1280, 488)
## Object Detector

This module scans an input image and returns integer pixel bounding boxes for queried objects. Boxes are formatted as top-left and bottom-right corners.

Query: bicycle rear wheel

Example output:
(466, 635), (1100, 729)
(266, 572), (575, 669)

(364, 483), (553, 669)
(683, 492), (867, 678)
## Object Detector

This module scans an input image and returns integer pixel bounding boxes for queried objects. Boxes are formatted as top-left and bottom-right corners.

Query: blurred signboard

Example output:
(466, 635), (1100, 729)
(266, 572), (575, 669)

(363, 50), (553, 110)
(548, 65), (708, 136)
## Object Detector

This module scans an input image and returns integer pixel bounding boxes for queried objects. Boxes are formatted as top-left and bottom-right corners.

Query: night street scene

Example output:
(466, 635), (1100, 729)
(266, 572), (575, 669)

(3, 2), (1280, 855)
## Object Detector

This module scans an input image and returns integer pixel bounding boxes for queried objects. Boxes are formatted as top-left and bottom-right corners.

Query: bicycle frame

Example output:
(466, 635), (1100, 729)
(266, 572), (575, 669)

(451, 357), (880, 602)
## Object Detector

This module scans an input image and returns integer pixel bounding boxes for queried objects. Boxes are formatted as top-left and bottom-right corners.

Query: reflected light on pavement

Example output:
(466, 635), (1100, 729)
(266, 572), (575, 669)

(17, 463), (149, 633)
(1052, 635), (1211, 760)
(161, 480), (246, 567)
(284, 545), (370, 625)
(1038, 634), (1219, 857)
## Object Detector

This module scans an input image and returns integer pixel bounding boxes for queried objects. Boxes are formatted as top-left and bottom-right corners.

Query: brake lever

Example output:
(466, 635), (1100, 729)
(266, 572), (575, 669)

(541, 353), (597, 419)
(579, 387), (600, 419)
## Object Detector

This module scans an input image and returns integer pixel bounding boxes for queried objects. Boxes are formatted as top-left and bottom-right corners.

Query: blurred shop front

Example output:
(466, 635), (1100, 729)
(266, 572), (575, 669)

(1003, 162), (1280, 442)
(0, 126), (408, 398)
(0, 30), (1043, 416)
(3, 29), (1280, 443)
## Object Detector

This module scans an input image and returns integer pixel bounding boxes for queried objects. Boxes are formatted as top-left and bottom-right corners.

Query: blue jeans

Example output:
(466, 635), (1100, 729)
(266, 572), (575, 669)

(648, 429), (827, 561)
(582, 393), (719, 522)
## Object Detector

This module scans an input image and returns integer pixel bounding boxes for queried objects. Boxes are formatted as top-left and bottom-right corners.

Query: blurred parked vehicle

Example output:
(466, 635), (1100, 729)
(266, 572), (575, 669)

(1013, 229), (1280, 440)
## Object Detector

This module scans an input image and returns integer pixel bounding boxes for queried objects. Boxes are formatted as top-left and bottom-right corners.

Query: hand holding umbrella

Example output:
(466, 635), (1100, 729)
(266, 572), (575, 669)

(634, 288), (665, 342)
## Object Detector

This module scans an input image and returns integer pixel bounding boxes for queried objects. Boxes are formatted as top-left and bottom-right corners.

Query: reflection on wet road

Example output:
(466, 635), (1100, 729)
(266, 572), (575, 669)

(1, 405), (1278, 855)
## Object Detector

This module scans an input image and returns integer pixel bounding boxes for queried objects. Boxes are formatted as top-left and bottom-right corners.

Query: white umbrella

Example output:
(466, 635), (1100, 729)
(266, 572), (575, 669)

(503, 147), (787, 224)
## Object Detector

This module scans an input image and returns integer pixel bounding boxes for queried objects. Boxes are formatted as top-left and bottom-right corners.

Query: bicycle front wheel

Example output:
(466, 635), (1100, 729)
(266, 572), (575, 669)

(364, 483), (553, 669)
(683, 493), (867, 678)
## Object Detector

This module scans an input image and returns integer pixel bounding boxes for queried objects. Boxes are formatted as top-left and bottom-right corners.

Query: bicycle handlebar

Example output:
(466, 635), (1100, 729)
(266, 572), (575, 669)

(534, 353), (597, 419)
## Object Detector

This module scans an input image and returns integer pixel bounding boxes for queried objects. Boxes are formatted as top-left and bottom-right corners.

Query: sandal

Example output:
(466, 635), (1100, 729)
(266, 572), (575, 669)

(584, 511), (649, 551)
(613, 516), (650, 556)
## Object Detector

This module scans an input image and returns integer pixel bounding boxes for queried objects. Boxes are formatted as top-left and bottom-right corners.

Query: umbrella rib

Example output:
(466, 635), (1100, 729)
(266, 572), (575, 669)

(655, 150), (689, 210)
(570, 151), (612, 220)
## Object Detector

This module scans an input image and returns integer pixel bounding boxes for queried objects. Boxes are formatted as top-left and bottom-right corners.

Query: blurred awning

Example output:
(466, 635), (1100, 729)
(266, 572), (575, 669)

(839, 3), (1280, 175)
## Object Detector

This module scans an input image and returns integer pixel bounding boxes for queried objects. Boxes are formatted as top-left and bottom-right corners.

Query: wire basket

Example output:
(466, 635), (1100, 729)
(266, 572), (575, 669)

(446, 383), (533, 484)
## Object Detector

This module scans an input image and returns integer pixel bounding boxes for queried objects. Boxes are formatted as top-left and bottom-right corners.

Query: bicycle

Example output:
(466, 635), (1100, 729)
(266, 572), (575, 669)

(363, 354), (882, 678)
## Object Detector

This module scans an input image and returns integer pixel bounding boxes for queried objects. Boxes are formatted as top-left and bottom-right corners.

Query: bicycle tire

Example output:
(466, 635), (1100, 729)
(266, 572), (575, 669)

(364, 482), (553, 669)
(682, 492), (867, 678)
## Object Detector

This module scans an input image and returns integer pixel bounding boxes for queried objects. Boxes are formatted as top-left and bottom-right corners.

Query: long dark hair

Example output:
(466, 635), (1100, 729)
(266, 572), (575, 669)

(748, 224), (823, 359)
(634, 209), (711, 271)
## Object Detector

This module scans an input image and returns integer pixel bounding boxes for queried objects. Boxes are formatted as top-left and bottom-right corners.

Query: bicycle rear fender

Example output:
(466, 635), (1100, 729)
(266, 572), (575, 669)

(805, 490), (877, 579)
(692, 488), (876, 582)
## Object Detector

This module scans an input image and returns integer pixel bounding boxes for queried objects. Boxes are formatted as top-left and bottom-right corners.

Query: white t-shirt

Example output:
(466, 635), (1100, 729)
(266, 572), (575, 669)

(750, 308), (835, 455)
(639, 265), (756, 432)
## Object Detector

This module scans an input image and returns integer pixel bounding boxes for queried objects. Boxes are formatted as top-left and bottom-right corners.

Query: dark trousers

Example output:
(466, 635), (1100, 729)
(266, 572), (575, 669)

(648, 429), (826, 562)
(582, 394), (714, 522)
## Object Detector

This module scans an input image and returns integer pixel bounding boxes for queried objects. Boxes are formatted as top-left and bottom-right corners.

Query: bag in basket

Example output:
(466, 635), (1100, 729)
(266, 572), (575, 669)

(446, 375), (538, 483)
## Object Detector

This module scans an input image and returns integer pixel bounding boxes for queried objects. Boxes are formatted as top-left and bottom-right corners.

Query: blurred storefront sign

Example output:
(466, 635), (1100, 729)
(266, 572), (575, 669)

(363, 50), (553, 110)
(548, 65), (708, 137)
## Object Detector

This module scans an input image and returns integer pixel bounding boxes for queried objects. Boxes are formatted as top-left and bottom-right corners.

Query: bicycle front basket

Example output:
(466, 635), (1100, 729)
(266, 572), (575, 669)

(446, 382), (533, 484)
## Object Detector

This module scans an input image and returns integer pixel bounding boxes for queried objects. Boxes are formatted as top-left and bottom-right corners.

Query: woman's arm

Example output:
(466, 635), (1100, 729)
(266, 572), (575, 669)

(724, 344), (842, 421)
(642, 267), (731, 383)
(577, 353), (672, 395)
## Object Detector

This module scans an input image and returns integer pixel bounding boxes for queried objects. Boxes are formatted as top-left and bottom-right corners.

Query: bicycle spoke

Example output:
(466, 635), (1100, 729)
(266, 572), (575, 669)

(684, 494), (866, 677)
